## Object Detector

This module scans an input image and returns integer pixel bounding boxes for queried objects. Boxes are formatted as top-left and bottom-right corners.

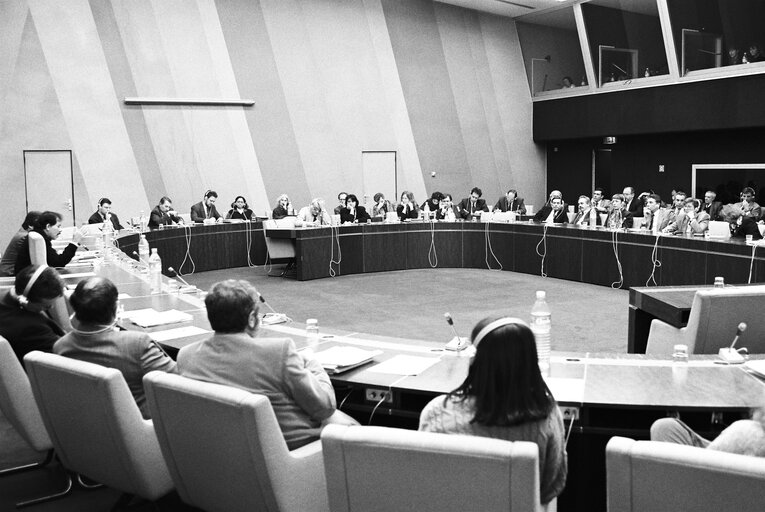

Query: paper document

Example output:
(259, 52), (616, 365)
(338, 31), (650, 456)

(314, 346), (382, 374)
(125, 308), (193, 328)
(61, 271), (96, 278)
(150, 326), (210, 342)
(367, 355), (440, 376)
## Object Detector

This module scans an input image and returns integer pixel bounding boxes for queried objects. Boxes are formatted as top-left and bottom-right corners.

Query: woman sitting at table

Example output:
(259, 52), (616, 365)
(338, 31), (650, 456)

(226, 196), (254, 221)
(396, 191), (419, 221)
(418, 316), (567, 506)
(604, 193), (633, 229)
(340, 194), (371, 224)
(371, 193), (393, 219)
(663, 198), (710, 235)
(272, 194), (293, 219)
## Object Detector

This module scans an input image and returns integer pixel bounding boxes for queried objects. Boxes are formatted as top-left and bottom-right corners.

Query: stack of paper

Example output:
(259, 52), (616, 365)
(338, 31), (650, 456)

(123, 308), (194, 328)
(314, 346), (383, 375)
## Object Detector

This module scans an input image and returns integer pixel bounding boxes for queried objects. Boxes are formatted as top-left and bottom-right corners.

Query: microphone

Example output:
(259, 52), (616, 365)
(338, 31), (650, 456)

(444, 313), (468, 351)
(167, 267), (197, 293)
(719, 322), (747, 364)
(257, 292), (288, 324)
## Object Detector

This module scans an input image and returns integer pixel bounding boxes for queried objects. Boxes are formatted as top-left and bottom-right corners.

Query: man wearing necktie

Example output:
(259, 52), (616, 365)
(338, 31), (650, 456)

(494, 189), (527, 214)
(190, 190), (223, 223)
(640, 194), (670, 233)
(458, 187), (489, 220)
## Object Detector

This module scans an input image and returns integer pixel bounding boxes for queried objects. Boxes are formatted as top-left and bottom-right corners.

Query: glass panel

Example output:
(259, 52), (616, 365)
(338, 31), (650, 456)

(582, 0), (668, 86)
(667, 0), (765, 75)
(516, 7), (587, 96)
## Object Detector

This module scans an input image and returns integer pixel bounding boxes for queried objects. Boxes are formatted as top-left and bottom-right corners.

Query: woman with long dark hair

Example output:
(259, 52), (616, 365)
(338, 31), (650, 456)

(419, 316), (567, 505)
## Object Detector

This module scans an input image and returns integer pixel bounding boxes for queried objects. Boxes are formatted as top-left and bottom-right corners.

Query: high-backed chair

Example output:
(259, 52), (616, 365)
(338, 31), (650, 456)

(24, 351), (173, 506)
(27, 232), (72, 332)
(321, 424), (547, 512)
(646, 285), (765, 355)
(606, 436), (765, 512)
(0, 337), (73, 507)
(143, 371), (327, 512)
(262, 218), (297, 277)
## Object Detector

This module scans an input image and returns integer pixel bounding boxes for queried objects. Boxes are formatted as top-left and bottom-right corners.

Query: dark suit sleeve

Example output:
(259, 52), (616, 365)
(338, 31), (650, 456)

(46, 240), (78, 268)
(517, 199), (527, 215)
(533, 206), (547, 222)
(211, 205), (221, 220)
(272, 206), (287, 220)
(457, 199), (469, 219)
(112, 214), (124, 230)
(357, 206), (371, 223)
(189, 203), (203, 223)
(87, 212), (102, 224)
(478, 199), (489, 212)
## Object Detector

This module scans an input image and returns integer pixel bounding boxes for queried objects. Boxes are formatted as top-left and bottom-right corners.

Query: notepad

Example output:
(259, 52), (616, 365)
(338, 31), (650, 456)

(150, 326), (210, 342)
(124, 308), (193, 328)
(314, 346), (383, 375)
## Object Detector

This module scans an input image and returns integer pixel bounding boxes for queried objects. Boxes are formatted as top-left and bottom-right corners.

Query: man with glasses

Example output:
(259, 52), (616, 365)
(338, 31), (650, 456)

(458, 187), (489, 220)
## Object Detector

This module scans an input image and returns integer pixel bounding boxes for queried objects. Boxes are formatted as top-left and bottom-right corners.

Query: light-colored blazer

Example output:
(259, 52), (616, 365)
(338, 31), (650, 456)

(666, 211), (710, 234)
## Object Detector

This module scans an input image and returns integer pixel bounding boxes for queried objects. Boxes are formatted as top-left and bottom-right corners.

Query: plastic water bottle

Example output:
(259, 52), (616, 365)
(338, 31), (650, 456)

(530, 291), (552, 376)
(102, 222), (114, 262)
(306, 319), (320, 350)
(138, 235), (150, 272)
(148, 248), (162, 294)
(589, 207), (597, 227)
(139, 210), (148, 232)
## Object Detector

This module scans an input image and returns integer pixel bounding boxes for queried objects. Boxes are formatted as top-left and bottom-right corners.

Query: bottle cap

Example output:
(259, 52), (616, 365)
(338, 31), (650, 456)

(536, 290), (546, 300)
(306, 318), (318, 326)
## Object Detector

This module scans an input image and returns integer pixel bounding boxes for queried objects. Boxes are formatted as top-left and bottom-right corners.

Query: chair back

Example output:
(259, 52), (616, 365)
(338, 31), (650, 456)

(607, 436), (765, 512)
(321, 424), (542, 512)
(144, 371), (328, 512)
(24, 351), (172, 500)
(0, 337), (51, 452)
(685, 285), (765, 354)
(263, 219), (297, 260)
(27, 232), (47, 267)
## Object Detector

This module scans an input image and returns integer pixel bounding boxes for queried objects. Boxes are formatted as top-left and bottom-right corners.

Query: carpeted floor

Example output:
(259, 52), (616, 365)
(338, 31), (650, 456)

(182, 266), (629, 353)
(0, 266), (628, 510)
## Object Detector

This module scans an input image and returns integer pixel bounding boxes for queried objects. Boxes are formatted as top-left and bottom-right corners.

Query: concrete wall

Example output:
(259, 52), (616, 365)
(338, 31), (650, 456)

(0, 0), (544, 247)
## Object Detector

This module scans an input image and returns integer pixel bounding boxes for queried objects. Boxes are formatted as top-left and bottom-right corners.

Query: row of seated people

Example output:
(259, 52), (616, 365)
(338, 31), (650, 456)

(3, 267), (765, 508)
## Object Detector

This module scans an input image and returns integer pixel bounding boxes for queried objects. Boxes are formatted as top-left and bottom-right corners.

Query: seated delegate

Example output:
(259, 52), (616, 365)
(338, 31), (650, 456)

(190, 190), (223, 223)
(177, 280), (357, 449)
(419, 317), (567, 505)
(371, 193), (393, 219)
(54, 277), (178, 418)
(0, 211), (40, 277)
(494, 189), (526, 214)
(533, 196), (567, 224)
(272, 194), (293, 220)
(340, 194), (371, 224)
(663, 198), (709, 235)
(148, 196), (184, 229)
(295, 199), (332, 227)
(0, 265), (66, 365)
(14, 211), (84, 274)
(226, 196), (254, 221)
(88, 197), (124, 231)
(397, 191), (419, 221)
(457, 187), (489, 220)
(604, 194), (633, 230)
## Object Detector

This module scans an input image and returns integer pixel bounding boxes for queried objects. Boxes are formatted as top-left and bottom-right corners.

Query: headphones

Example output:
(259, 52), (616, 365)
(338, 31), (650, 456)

(15, 265), (48, 309)
(472, 317), (529, 349)
(231, 196), (249, 209)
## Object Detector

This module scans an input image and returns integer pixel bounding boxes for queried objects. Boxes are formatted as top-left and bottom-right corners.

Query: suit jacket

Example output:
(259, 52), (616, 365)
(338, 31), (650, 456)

(733, 201), (762, 220)
(272, 205), (289, 220)
(340, 206), (371, 224)
(626, 197), (643, 217)
(0, 229), (27, 276)
(148, 205), (182, 229)
(14, 229), (78, 274)
(494, 197), (526, 214)
(701, 201), (723, 221)
(435, 205), (459, 221)
(88, 211), (124, 230)
(571, 208), (601, 226)
(178, 333), (336, 450)
(733, 217), (764, 240)
(397, 203), (419, 221)
(604, 209), (633, 229)
(0, 290), (65, 366)
(640, 208), (672, 233)
(666, 211), (710, 235)
(533, 205), (567, 223)
(592, 199), (611, 214)
(54, 322), (177, 418)
(457, 198), (489, 219)
(190, 201), (222, 222)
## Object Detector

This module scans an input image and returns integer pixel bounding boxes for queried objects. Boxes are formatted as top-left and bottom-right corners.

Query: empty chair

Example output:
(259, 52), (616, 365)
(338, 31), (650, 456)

(606, 436), (765, 512)
(0, 337), (72, 507)
(24, 351), (173, 507)
(143, 371), (328, 512)
(321, 424), (547, 512)
(262, 218), (297, 277)
(646, 285), (765, 355)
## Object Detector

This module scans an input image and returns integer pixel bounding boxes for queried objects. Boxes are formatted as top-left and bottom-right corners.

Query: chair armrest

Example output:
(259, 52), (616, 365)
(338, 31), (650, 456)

(606, 437), (636, 512)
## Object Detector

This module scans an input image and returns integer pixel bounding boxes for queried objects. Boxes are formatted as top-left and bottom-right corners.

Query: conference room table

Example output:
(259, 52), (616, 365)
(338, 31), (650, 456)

(53, 257), (765, 512)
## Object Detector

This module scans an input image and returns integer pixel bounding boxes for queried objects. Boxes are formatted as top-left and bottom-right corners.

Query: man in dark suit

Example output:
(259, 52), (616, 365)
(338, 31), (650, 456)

(623, 186), (644, 217)
(702, 191), (723, 221)
(148, 196), (183, 229)
(190, 190), (222, 223)
(87, 197), (124, 231)
(533, 196), (567, 223)
(494, 189), (526, 214)
(457, 187), (489, 220)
